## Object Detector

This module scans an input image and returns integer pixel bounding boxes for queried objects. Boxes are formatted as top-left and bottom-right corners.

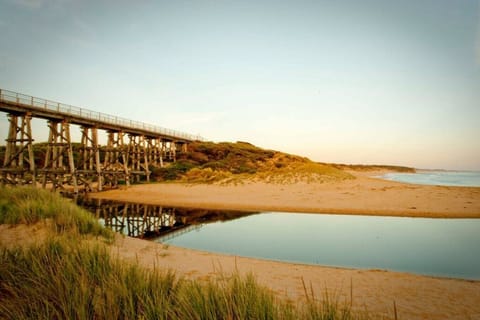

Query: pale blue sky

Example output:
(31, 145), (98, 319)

(1, 0), (479, 170)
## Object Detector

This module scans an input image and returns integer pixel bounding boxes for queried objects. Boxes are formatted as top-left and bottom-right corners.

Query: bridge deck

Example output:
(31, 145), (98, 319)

(0, 88), (200, 142)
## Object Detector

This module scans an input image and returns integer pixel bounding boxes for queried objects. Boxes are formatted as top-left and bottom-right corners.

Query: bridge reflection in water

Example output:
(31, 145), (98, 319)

(77, 198), (255, 240)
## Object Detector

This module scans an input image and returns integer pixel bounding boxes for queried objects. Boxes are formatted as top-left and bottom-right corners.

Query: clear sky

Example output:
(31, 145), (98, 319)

(1, 0), (479, 170)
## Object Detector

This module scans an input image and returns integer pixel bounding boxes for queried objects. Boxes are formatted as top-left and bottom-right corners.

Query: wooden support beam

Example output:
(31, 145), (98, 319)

(0, 113), (36, 186)
(103, 130), (129, 188)
(40, 120), (78, 193)
(160, 140), (176, 163)
(170, 141), (176, 162)
(127, 134), (141, 181)
(175, 141), (187, 155)
(77, 126), (102, 192)
(141, 135), (150, 182)
(126, 134), (151, 183)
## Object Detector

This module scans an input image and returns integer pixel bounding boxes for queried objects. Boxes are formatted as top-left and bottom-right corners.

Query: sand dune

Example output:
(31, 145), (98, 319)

(91, 171), (480, 218)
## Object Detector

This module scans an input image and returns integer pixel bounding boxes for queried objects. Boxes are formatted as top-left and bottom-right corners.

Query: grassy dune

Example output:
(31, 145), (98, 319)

(153, 141), (355, 184)
(0, 186), (111, 238)
(0, 238), (369, 320)
(0, 187), (373, 320)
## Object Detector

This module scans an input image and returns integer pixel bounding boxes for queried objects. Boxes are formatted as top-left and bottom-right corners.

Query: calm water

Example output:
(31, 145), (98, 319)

(161, 212), (480, 280)
(380, 171), (480, 187)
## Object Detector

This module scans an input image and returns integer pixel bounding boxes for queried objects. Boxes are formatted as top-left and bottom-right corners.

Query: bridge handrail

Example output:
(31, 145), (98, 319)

(0, 88), (203, 141)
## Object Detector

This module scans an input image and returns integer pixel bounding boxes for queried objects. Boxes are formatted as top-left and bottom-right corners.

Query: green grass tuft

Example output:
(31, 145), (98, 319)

(0, 186), (111, 238)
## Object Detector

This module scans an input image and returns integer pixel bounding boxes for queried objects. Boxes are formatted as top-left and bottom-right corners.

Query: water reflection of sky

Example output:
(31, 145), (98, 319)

(163, 212), (480, 280)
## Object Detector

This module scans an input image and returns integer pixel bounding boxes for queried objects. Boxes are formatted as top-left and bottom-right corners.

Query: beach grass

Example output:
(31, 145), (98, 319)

(0, 186), (373, 320)
(0, 237), (371, 320)
(0, 186), (111, 238)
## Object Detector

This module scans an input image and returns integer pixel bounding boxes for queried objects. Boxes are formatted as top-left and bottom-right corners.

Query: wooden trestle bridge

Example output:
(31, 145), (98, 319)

(0, 88), (202, 193)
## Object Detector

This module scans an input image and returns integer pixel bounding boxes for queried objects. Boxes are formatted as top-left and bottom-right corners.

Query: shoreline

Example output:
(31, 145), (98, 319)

(3, 170), (480, 320)
(83, 170), (480, 318)
(90, 171), (480, 219)
(164, 242), (480, 283)
(2, 223), (479, 320)
(163, 242), (479, 284)
(111, 233), (480, 320)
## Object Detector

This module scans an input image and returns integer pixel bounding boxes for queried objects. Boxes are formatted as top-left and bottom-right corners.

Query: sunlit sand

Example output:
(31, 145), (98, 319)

(84, 169), (480, 319)
(91, 170), (480, 218)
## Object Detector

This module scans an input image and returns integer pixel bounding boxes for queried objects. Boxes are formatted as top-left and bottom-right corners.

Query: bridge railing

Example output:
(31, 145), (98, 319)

(0, 88), (203, 141)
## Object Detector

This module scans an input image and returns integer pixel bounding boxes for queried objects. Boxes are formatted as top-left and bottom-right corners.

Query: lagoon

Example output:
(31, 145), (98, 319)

(78, 198), (480, 281)
(160, 212), (480, 280)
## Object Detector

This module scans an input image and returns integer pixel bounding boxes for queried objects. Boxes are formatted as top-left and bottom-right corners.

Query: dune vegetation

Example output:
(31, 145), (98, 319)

(325, 163), (415, 173)
(0, 238), (371, 320)
(152, 141), (355, 184)
(0, 186), (373, 320)
(0, 186), (111, 238)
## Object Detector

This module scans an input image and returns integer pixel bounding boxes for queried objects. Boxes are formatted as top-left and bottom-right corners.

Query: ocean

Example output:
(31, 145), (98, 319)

(379, 170), (480, 187)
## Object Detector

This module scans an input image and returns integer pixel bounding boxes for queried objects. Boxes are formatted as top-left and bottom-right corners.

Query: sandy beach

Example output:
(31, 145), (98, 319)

(112, 235), (480, 320)
(83, 171), (480, 319)
(91, 171), (480, 218)
(3, 171), (478, 319)
(2, 222), (480, 320)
